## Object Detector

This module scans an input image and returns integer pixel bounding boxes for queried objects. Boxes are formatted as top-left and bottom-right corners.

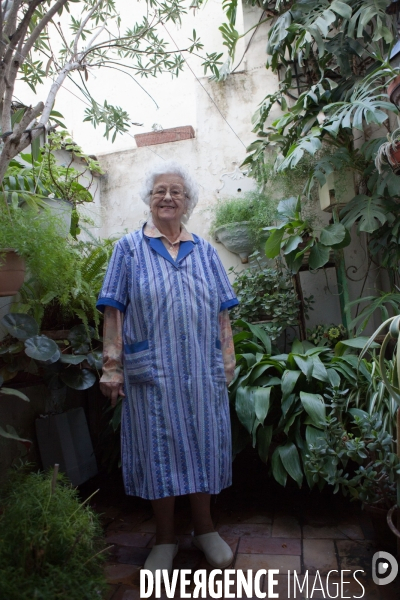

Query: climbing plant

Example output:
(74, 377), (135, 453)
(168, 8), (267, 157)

(215, 0), (400, 293)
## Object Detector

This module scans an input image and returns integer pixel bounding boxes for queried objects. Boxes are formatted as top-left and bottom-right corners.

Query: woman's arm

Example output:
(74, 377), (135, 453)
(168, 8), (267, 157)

(219, 309), (236, 385)
(100, 306), (125, 407)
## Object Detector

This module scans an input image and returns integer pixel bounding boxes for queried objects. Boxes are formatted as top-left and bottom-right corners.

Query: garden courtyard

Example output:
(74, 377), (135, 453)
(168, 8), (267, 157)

(2, 0), (400, 598)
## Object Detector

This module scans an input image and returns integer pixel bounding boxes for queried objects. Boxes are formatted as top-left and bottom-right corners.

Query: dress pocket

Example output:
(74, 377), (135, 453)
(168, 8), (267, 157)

(124, 341), (154, 384)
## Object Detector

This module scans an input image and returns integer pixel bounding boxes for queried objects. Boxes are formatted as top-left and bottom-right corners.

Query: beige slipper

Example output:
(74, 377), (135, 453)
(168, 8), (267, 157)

(192, 532), (233, 568)
(143, 543), (179, 576)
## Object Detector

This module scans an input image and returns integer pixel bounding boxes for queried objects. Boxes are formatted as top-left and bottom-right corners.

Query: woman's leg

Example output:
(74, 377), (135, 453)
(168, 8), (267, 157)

(151, 496), (176, 544)
(189, 492), (215, 536)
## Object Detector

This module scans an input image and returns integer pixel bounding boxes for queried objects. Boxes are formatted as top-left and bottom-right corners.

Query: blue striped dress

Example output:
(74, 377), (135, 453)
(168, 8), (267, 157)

(97, 226), (238, 500)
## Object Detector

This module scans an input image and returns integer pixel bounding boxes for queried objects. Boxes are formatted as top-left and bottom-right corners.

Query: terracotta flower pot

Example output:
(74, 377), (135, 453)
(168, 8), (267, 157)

(387, 141), (400, 174)
(388, 75), (400, 108)
(0, 249), (26, 296)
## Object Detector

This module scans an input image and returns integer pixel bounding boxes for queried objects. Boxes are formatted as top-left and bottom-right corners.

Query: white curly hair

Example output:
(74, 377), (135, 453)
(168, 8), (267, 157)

(139, 160), (199, 223)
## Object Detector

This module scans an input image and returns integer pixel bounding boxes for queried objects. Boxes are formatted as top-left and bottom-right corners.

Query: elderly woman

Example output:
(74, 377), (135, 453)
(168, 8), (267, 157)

(97, 162), (238, 575)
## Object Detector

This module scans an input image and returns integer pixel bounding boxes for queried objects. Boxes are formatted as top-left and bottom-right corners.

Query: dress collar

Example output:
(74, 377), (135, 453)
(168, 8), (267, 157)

(143, 215), (194, 243)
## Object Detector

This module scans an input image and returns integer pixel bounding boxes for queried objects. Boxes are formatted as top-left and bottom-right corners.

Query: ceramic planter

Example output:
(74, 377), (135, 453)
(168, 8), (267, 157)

(388, 75), (400, 108)
(0, 249), (26, 296)
(36, 407), (98, 486)
(214, 222), (254, 263)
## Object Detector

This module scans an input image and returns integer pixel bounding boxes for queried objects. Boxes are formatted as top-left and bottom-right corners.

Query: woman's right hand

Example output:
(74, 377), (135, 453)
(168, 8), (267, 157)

(100, 381), (126, 407)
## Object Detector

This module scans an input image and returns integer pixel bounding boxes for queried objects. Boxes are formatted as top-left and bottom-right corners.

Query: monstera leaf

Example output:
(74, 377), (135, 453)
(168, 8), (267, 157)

(340, 194), (394, 233)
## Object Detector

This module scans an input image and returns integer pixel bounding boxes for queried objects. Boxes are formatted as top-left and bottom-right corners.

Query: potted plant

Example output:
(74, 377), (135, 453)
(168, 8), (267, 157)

(0, 205), (76, 299)
(0, 249), (26, 297)
(4, 131), (104, 237)
(0, 313), (102, 485)
(210, 190), (278, 263)
(375, 127), (400, 174)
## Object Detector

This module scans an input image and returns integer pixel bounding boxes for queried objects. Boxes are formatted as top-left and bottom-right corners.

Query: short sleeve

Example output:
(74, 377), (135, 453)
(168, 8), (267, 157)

(96, 239), (129, 314)
(210, 248), (239, 312)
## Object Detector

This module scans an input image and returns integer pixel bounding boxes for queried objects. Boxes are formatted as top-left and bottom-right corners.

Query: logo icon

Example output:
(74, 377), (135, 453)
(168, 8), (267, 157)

(372, 551), (398, 585)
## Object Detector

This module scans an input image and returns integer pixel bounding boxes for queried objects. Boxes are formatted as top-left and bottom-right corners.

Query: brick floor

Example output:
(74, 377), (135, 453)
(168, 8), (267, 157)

(91, 471), (399, 600)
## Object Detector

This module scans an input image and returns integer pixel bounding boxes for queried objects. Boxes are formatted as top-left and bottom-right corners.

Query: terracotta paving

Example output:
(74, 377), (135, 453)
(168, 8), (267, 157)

(83, 452), (399, 600)
(97, 501), (399, 599)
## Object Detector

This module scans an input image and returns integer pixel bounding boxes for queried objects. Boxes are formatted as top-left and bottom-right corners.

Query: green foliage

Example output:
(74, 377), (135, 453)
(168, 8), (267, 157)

(5, 131), (103, 237)
(229, 320), (394, 493)
(0, 314), (102, 406)
(216, 0), (400, 282)
(229, 263), (300, 339)
(348, 291), (400, 334)
(210, 191), (278, 247)
(0, 206), (78, 313)
(307, 323), (347, 348)
(264, 196), (349, 273)
(0, 468), (107, 600)
(305, 411), (399, 508)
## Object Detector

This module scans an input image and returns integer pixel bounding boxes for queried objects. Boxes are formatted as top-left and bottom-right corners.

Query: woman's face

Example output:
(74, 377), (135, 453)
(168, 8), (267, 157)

(150, 173), (187, 225)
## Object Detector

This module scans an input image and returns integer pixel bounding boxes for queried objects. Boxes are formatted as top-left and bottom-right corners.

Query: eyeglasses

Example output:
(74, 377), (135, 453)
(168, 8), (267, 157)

(152, 186), (186, 199)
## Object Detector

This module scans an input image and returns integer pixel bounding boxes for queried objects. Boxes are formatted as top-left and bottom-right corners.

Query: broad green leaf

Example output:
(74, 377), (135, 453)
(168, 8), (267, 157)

(340, 195), (392, 234)
(293, 355), (313, 380)
(281, 369), (301, 400)
(279, 442), (303, 487)
(291, 339), (304, 354)
(283, 234), (303, 255)
(281, 393), (296, 417)
(60, 368), (96, 390)
(24, 336), (60, 362)
(331, 0), (352, 20)
(0, 425), (31, 446)
(277, 196), (300, 220)
(257, 425), (273, 463)
(306, 425), (325, 448)
(246, 322), (272, 354)
(265, 228), (284, 258)
(235, 385), (256, 434)
(249, 363), (273, 384)
(87, 350), (103, 370)
(308, 242), (330, 270)
(233, 331), (253, 344)
(327, 368), (341, 388)
(319, 224), (346, 246)
(0, 387), (30, 401)
(271, 447), (287, 487)
(300, 391), (326, 428)
(1, 314), (39, 340)
(254, 387), (272, 423)
(312, 357), (329, 382)
(339, 337), (379, 349)
(59, 354), (87, 364)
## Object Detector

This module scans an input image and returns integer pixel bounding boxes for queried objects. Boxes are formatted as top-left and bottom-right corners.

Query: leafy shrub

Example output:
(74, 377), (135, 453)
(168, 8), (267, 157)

(230, 265), (300, 340)
(229, 321), (390, 490)
(0, 468), (107, 600)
